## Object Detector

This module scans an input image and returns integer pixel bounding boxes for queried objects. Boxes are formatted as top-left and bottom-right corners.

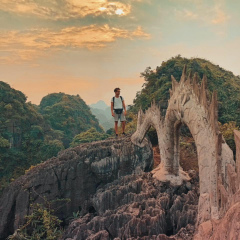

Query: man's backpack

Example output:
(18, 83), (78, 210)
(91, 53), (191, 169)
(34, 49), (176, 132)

(113, 96), (123, 114)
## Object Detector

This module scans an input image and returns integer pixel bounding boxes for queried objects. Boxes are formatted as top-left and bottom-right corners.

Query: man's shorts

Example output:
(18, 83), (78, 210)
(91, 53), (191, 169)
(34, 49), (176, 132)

(113, 110), (126, 122)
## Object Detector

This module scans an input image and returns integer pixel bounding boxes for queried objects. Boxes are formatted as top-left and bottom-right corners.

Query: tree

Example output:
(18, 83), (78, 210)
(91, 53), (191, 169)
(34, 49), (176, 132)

(39, 93), (103, 147)
(70, 128), (109, 147)
(128, 56), (240, 125)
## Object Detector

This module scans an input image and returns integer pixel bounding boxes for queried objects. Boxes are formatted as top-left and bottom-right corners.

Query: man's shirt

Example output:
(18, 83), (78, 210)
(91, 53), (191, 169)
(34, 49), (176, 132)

(111, 96), (124, 109)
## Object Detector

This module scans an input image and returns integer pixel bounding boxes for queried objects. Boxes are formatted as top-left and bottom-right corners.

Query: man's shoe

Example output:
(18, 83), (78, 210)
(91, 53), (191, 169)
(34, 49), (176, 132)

(122, 132), (126, 136)
(115, 134), (119, 137)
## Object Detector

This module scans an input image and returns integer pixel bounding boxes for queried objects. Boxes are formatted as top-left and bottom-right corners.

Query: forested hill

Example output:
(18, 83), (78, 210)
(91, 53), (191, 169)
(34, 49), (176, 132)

(129, 56), (240, 125)
(39, 93), (103, 147)
(0, 83), (103, 192)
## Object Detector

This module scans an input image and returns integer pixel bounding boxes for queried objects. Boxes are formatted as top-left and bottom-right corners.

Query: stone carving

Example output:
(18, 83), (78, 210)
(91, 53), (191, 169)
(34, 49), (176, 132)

(194, 130), (240, 239)
(0, 135), (153, 239)
(131, 66), (236, 224)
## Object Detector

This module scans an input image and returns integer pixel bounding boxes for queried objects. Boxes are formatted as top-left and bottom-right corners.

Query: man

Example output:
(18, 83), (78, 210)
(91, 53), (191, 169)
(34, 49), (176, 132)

(111, 87), (127, 137)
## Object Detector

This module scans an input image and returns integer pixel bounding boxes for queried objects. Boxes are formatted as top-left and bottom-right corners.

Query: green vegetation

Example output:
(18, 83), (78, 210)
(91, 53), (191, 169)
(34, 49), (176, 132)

(0, 81), (64, 192)
(219, 121), (240, 155)
(0, 83), (103, 193)
(67, 211), (81, 221)
(7, 197), (70, 240)
(126, 56), (240, 151)
(70, 127), (109, 146)
(129, 55), (240, 125)
(39, 93), (103, 147)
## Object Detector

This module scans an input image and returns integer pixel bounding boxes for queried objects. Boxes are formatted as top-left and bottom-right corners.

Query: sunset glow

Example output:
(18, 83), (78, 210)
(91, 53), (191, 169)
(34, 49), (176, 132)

(115, 9), (125, 15)
(0, 0), (239, 106)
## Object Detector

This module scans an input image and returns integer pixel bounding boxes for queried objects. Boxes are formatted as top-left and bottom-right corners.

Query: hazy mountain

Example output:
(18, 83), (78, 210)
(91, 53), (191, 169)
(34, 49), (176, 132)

(89, 100), (113, 131)
(89, 100), (109, 110)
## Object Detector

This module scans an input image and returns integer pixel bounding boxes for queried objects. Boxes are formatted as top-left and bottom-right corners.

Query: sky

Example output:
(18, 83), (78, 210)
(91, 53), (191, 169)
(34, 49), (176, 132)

(0, 0), (240, 107)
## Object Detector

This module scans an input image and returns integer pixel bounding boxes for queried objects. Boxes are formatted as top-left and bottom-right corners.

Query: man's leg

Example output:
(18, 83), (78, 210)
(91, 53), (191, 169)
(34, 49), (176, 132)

(115, 121), (119, 135)
(113, 111), (119, 135)
(120, 112), (126, 134)
(121, 121), (126, 133)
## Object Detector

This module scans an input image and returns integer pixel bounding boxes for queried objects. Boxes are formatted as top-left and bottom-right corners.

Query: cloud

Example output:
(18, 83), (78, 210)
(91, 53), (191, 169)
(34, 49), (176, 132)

(0, 0), (139, 19)
(0, 0), (56, 18)
(66, 0), (131, 17)
(211, 5), (230, 25)
(132, 26), (151, 38)
(175, 9), (198, 20)
(173, 0), (230, 26)
(0, 24), (150, 63)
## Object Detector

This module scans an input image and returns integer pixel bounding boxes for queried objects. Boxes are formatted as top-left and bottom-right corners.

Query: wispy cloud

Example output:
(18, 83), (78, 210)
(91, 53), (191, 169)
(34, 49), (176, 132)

(0, 0), (56, 18)
(175, 9), (198, 20)
(67, 0), (131, 17)
(0, 0), (140, 19)
(211, 4), (230, 25)
(173, 0), (230, 26)
(0, 25), (150, 63)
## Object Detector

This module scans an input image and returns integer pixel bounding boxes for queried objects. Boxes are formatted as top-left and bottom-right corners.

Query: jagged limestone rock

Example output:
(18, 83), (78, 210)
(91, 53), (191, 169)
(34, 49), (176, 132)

(192, 130), (240, 239)
(131, 66), (236, 224)
(61, 170), (199, 240)
(0, 135), (153, 239)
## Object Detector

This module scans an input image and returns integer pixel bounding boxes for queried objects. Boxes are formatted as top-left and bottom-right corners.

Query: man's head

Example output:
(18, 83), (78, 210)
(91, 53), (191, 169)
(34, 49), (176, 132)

(114, 87), (120, 96)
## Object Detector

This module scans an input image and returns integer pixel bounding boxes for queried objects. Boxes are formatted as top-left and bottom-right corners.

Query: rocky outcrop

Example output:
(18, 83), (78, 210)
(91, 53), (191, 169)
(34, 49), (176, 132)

(193, 130), (240, 239)
(0, 135), (153, 239)
(131, 66), (236, 224)
(194, 198), (240, 240)
(62, 170), (199, 240)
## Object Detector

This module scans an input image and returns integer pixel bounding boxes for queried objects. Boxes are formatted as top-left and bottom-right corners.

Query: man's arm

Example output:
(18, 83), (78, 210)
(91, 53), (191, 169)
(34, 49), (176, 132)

(122, 100), (127, 116)
(111, 101), (114, 117)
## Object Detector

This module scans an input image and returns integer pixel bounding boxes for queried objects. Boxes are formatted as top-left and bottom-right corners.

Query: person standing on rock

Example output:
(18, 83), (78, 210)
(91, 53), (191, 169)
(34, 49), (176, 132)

(111, 87), (127, 137)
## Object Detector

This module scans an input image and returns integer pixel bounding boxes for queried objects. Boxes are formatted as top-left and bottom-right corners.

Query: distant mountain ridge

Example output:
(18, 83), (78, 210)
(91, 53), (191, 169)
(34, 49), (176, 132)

(89, 100), (132, 131)
(89, 100), (113, 131)
(89, 100), (109, 110)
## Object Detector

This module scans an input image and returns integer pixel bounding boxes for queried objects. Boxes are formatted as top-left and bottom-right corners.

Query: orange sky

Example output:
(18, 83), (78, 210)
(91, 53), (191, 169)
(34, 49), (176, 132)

(0, 0), (240, 106)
